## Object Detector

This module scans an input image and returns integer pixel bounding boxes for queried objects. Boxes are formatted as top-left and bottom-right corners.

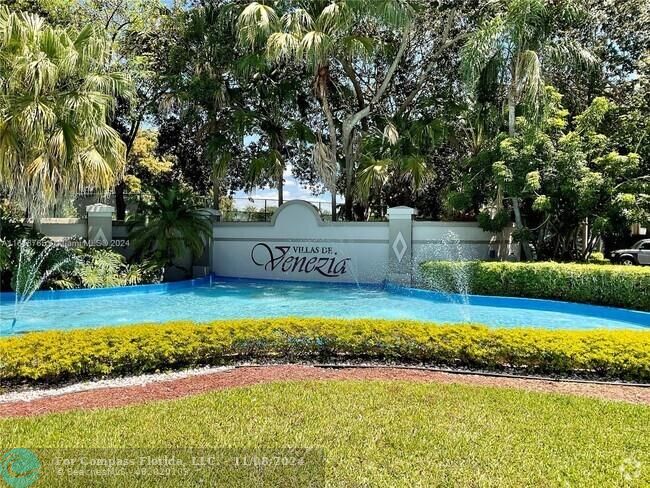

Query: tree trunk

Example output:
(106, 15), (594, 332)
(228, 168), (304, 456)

(278, 173), (284, 207)
(328, 177), (337, 222)
(116, 114), (142, 221)
(211, 166), (220, 210)
(115, 181), (126, 220)
(512, 197), (533, 261)
(271, 136), (285, 207)
(320, 90), (338, 222)
(340, 28), (411, 221)
(344, 176), (353, 220)
(508, 77), (533, 261)
(343, 131), (355, 221)
(341, 114), (364, 220)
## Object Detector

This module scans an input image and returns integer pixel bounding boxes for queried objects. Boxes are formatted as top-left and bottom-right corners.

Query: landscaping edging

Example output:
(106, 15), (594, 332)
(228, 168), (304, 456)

(2, 318), (649, 385)
(1, 365), (649, 417)
(419, 261), (650, 310)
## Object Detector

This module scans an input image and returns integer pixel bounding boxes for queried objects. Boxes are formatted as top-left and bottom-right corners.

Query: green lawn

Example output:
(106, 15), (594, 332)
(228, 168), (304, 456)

(2, 381), (649, 487)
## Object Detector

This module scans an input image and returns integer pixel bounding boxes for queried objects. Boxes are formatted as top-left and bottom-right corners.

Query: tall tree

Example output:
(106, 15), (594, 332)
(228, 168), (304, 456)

(237, 0), (415, 220)
(462, 0), (596, 259)
(479, 89), (648, 260)
(236, 59), (312, 207)
(73, 0), (178, 219)
(159, 2), (316, 211)
(0, 6), (133, 215)
(159, 2), (247, 210)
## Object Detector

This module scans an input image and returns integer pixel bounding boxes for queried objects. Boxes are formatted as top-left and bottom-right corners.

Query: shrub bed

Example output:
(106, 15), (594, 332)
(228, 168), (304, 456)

(1, 319), (649, 385)
(420, 261), (650, 310)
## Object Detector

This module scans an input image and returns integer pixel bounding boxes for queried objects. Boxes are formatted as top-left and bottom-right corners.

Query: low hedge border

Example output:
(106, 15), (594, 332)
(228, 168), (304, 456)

(1, 318), (649, 386)
(419, 261), (650, 311)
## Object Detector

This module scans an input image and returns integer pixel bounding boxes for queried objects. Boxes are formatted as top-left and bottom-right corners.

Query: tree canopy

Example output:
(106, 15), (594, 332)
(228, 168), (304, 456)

(0, 5), (132, 215)
(2, 0), (649, 259)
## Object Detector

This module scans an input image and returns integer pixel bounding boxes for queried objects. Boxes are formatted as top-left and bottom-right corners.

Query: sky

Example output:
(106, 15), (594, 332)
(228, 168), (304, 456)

(231, 165), (335, 210)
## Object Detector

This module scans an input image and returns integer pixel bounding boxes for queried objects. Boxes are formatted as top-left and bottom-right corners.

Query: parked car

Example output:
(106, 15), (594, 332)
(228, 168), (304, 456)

(609, 239), (650, 265)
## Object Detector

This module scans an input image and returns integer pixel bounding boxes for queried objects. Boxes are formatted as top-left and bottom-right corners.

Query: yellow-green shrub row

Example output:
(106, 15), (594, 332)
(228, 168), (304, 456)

(1, 318), (649, 385)
(420, 261), (650, 310)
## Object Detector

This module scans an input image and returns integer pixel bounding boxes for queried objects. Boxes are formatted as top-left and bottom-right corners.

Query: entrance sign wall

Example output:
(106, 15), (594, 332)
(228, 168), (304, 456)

(212, 201), (514, 285)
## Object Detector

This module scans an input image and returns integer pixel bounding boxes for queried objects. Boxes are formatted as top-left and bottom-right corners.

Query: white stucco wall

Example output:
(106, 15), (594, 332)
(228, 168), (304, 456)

(33, 218), (87, 241)
(212, 201), (515, 284)
(29, 200), (515, 285)
(412, 222), (515, 264)
(212, 201), (389, 284)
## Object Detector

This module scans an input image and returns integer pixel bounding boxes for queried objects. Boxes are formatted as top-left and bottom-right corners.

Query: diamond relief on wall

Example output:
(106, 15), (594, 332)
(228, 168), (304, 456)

(392, 231), (408, 263)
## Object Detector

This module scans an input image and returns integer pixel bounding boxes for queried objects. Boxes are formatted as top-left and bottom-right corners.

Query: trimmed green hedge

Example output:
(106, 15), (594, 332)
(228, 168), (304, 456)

(420, 261), (650, 310)
(1, 318), (649, 385)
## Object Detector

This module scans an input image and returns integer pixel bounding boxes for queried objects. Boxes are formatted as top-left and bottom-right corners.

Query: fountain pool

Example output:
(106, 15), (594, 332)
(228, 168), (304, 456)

(1, 276), (648, 335)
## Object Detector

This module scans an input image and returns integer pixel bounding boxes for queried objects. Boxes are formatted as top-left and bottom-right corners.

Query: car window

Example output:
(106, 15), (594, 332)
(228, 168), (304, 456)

(641, 242), (650, 250)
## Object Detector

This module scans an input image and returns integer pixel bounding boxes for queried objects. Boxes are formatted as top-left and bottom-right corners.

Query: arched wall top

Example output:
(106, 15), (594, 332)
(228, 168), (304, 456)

(270, 200), (323, 227)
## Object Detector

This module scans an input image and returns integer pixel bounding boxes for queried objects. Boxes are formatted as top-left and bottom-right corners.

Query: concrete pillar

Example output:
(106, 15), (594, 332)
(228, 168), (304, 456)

(206, 208), (222, 223)
(387, 206), (416, 285)
(86, 203), (114, 246)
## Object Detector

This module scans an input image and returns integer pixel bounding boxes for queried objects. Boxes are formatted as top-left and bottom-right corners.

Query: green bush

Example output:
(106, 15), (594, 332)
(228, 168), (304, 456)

(1, 319), (649, 385)
(587, 252), (608, 264)
(420, 261), (650, 310)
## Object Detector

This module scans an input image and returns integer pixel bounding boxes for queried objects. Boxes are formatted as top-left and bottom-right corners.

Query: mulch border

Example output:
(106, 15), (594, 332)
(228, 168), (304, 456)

(1, 364), (648, 418)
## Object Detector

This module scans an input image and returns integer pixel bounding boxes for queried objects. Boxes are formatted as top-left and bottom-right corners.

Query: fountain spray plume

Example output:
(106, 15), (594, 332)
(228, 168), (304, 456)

(11, 239), (74, 331)
(415, 230), (472, 321)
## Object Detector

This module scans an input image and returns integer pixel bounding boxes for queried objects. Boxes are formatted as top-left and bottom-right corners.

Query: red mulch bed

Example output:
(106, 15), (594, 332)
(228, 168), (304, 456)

(1, 365), (648, 418)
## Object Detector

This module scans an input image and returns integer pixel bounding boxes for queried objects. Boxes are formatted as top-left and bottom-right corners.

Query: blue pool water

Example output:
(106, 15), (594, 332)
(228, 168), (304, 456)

(1, 276), (649, 335)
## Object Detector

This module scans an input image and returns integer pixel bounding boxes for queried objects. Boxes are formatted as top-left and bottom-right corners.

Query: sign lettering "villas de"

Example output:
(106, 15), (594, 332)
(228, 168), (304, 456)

(251, 243), (350, 277)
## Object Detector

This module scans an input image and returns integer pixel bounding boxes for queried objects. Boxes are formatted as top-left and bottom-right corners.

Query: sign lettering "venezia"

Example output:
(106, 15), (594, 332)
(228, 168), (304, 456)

(251, 243), (350, 277)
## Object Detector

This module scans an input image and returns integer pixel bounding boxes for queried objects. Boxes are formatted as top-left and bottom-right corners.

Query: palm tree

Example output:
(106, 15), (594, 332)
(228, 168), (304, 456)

(0, 7), (133, 216)
(356, 119), (440, 216)
(245, 110), (316, 210)
(461, 0), (596, 259)
(127, 185), (212, 273)
(236, 58), (307, 207)
(237, 1), (414, 220)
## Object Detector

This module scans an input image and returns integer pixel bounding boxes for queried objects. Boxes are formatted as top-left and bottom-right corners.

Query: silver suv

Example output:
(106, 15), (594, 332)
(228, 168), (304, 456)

(610, 239), (650, 266)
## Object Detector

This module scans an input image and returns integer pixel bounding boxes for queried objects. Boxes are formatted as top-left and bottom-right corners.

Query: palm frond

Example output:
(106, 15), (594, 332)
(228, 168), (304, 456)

(266, 32), (300, 62)
(506, 0), (548, 46)
(127, 186), (211, 263)
(544, 39), (598, 71)
(516, 49), (543, 107)
(339, 35), (374, 60)
(383, 121), (399, 146)
(281, 8), (313, 33)
(0, 8), (132, 215)
(231, 53), (266, 78)
(356, 159), (390, 202)
(316, 1), (352, 34)
(237, 2), (279, 48)
(312, 139), (337, 190)
(358, 0), (414, 29)
(299, 30), (333, 68)
(461, 15), (507, 88)
(399, 155), (427, 191)
(555, 0), (589, 23)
